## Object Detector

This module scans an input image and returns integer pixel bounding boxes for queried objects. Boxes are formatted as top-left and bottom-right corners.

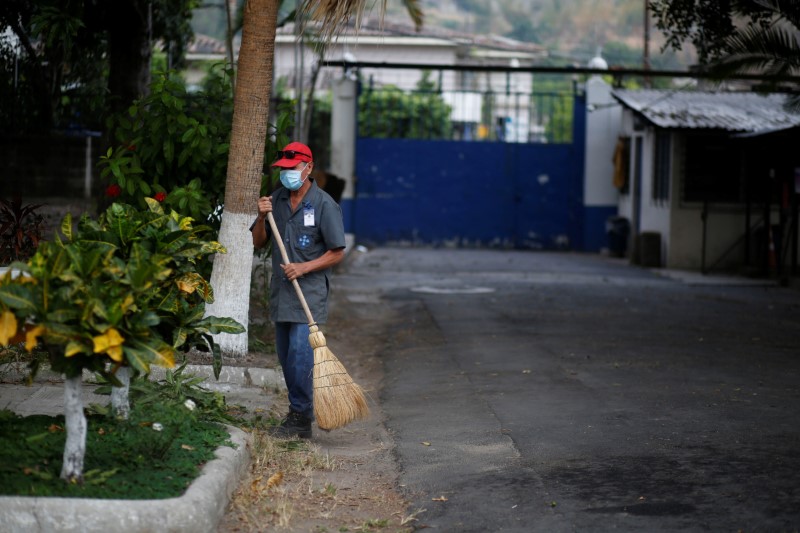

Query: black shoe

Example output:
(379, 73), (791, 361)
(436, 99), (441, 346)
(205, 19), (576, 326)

(268, 411), (312, 439)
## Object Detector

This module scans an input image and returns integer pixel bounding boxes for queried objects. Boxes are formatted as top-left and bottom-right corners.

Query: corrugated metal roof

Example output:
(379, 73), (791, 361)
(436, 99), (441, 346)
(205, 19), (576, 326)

(612, 89), (800, 133)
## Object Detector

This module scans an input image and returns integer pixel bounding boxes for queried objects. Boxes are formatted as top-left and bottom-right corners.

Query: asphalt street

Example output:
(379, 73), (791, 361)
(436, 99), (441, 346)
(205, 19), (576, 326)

(336, 247), (800, 532)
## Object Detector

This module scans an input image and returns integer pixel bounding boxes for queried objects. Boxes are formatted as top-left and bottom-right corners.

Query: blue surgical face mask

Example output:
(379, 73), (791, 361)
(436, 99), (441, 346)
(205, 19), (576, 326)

(280, 164), (310, 191)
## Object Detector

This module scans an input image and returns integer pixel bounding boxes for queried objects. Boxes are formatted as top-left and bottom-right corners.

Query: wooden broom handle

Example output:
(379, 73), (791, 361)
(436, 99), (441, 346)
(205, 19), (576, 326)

(266, 211), (316, 326)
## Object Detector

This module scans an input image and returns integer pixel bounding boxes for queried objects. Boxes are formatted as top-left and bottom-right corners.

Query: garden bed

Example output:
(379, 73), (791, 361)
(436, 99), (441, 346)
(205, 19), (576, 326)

(0, 422), (249, 533)
(0, 409), (231, 499)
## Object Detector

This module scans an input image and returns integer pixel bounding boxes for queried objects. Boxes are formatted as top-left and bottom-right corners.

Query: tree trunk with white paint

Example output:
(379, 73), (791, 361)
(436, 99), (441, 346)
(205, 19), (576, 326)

(207, 0), (279, 358)
(110, 366), (131, 419)
(207, 0), (406, 357)
(61, 374), (87, 483)
(206, 216), (255, 357)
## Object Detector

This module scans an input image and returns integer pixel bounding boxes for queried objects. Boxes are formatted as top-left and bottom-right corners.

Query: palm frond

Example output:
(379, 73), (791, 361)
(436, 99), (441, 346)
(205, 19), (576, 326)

(784, 93), (800, 113)
(400, 0), (424, 31)
(712, 22), (800, 78)
(301, 0), (387, 43)
(300, 0), (423, 42)
(751, 0), (800, 29)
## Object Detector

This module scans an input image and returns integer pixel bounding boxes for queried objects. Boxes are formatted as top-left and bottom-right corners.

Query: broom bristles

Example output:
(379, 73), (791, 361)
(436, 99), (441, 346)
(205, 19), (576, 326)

(310, 327), (370, 431)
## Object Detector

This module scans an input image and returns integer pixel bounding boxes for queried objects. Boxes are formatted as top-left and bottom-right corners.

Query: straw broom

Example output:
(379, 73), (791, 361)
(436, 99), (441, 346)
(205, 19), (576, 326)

(266, 212), (369, 430)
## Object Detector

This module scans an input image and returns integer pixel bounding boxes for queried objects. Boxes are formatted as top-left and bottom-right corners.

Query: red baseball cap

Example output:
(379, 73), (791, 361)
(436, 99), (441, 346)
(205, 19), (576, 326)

(272, 141), (313, 168)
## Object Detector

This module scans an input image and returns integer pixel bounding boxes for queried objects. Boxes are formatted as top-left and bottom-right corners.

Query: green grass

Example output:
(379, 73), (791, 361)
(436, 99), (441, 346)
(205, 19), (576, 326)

(0, 403), (232, 499)
(0, 344), (245, 500)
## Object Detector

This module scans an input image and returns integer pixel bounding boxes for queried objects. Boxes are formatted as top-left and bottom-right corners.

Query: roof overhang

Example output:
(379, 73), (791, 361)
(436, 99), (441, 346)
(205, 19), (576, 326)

(612, 89), (800, 133)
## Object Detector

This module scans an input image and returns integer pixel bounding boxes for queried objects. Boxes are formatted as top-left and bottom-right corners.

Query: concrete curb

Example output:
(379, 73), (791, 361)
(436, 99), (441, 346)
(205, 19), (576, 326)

(0, 363), (286, 392)
(0, 362), (274, 532)
(0, 424), (251, 533)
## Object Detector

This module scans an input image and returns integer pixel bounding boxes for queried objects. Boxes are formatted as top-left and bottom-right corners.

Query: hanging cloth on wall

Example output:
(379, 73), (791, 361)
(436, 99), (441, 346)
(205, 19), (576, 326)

(612, 136), (630, 190)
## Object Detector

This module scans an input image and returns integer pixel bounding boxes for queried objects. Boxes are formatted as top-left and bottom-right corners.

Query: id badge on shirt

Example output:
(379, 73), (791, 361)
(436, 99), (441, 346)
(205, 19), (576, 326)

(303, 205), (315, 227)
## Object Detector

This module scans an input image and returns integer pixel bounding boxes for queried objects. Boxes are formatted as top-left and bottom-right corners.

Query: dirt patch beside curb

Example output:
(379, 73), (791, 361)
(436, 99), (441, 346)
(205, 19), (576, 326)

(218, 273), (413, 532)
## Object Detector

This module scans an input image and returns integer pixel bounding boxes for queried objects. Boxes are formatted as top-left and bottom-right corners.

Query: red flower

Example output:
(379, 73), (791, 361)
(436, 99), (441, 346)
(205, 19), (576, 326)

(127, 144), (136, 151)
(154, 192), (167, 202)
(105, 184), (122, 198)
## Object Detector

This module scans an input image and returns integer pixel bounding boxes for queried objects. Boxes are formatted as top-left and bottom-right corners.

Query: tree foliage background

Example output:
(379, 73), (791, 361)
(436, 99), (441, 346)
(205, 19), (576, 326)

(0, 0), (197, 135)
(651, 0), (800, 108)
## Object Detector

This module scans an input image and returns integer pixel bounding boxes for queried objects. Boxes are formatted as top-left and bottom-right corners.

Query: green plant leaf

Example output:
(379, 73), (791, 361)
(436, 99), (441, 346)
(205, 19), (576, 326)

(128, 338), (176, 370)
(193, 316), (245, 335)
(172, 327), (188, 348)
(65, 340), (90, 357)
(84, 468), (120, 485)
(0, 285), (37, 314)
(61, 213), (73, 241)
(47, 308), (80, 323)
(26, 432), (51, 443)
(145, 197), (165, 214)
(180, 301), (206, 325)
(177, 148), (190, 167)
(137, 311), (161, 327)
(122, 345), (152, 374)
(155, 286), (180, 314)
(212, 342), (222, 380)
(42, 322), (82, 346)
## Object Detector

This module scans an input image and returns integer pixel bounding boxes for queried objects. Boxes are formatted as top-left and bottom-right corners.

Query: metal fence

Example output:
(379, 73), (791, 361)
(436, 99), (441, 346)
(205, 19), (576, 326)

(358, 85), (575, 144)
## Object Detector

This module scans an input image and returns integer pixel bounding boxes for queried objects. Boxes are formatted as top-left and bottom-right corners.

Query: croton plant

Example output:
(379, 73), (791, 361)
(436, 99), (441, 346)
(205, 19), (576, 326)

(0, 199), (243, 482)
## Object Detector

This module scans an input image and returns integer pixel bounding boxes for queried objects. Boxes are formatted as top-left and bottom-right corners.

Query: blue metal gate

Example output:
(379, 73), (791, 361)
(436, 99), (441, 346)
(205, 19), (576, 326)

(351, 89), (586, 250)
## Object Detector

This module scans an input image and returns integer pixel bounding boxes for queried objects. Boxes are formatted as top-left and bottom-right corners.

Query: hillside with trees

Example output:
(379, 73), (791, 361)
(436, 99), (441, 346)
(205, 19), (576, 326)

(382, 0), (694, 69)
(192, 0), (694, 70)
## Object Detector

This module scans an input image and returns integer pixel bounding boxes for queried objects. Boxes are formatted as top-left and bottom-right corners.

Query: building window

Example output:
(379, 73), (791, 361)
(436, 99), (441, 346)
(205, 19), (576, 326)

(653, 132), (671, 202)
(682, 133), (742, 203)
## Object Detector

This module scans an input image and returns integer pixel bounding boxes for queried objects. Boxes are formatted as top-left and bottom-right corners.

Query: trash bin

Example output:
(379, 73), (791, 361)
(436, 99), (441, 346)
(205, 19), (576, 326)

(606, 216), (630, 258)
(638, 231), (662, 267)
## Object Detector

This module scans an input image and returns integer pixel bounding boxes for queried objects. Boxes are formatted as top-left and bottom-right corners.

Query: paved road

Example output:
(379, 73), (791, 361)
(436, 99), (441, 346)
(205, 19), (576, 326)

(336, 248), (800, 532)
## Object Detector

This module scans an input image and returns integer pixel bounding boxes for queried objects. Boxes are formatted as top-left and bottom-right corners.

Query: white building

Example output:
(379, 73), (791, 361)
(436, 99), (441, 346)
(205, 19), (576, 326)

(186, 20), (549, 143)
(612, 89), (800, 273)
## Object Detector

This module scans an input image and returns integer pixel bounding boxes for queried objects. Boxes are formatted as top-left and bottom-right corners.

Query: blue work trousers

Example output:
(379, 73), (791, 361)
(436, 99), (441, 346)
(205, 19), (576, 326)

(274, 321), (314, 419)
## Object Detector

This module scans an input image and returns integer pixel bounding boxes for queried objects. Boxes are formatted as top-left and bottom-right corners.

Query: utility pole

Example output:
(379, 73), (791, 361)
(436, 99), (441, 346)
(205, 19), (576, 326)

(225, 0), (236, 92)
(294, 0), (304, 140)
(643, 0), (651, 88)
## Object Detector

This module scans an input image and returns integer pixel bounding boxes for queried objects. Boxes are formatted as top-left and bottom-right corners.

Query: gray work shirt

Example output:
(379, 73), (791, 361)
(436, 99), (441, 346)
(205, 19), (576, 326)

(251, 181), (346, 324)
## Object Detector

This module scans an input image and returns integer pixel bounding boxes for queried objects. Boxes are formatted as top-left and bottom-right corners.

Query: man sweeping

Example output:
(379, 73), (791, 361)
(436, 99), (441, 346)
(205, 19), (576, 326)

(251, 141), (346, 439)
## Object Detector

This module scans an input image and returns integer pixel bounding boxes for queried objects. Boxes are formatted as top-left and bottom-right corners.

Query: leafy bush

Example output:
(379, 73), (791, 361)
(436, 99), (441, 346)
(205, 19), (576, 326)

(0, 199), (244, 381)
(359, 86), (453, 139)
(0, 197), (44, 265)
(96, 360), (235, 425)
(0, 199), (244, 483)
(99, 68), (234, 227)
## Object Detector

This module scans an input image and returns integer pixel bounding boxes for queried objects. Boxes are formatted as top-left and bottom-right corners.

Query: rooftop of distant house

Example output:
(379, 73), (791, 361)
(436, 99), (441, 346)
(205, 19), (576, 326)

(187, 17), (547, 63)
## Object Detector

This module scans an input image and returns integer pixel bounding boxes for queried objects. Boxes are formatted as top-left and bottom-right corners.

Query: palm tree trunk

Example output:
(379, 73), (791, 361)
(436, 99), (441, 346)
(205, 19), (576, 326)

(206, 0), (280, 357)
(61, 374), (87, 483)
